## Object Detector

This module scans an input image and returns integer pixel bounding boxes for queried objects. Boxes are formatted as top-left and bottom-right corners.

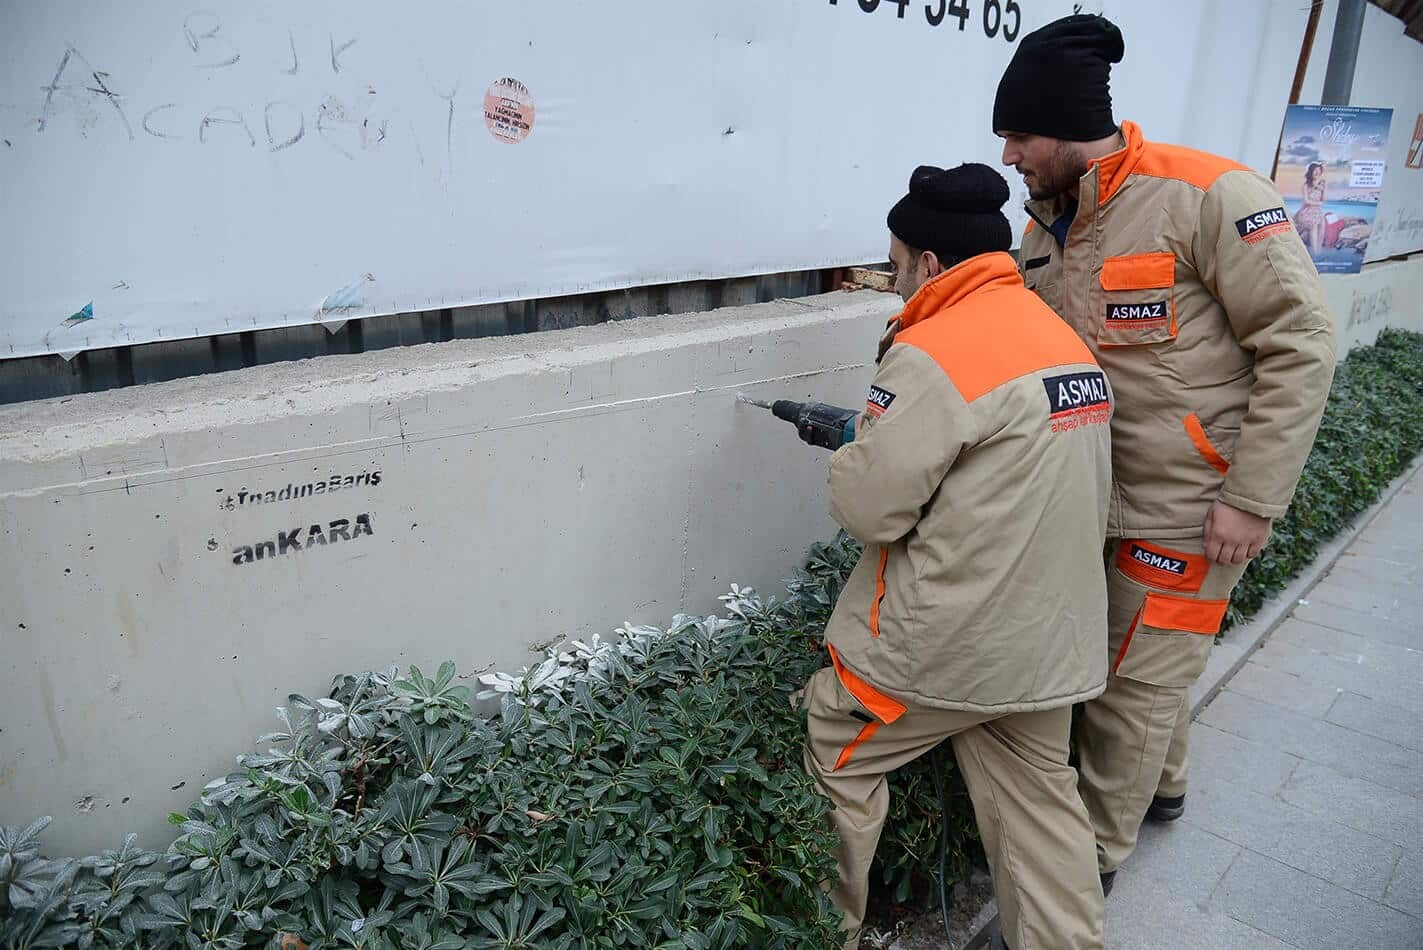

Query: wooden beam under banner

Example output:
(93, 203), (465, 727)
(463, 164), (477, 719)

(843, 267), (895, 293)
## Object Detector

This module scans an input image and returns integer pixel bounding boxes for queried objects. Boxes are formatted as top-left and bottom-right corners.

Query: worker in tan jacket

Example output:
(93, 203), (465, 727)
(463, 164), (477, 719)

(993, 14), (1338, 891)
(803, 162), (1111, 950)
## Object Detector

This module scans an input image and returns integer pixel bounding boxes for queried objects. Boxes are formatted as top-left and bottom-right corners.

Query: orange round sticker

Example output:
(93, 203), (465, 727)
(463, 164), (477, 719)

(484, 78), (535, 144)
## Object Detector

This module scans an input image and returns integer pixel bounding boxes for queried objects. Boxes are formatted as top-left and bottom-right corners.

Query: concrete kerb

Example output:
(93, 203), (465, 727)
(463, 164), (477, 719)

(950, 452), (1423, 950)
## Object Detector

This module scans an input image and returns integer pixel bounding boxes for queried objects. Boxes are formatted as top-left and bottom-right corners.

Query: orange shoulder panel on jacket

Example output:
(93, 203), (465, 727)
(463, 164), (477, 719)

(1134, 141), (1249, 192)
(898, 288), (1094, 403)
(1023, 218), (1035, 235)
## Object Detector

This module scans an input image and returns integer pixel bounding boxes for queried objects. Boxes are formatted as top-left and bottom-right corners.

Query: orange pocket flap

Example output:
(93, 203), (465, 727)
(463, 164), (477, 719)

(1141, 593), (1228, 635)
(828, 645), (907, 724)
(1101, 252), (1175, 290)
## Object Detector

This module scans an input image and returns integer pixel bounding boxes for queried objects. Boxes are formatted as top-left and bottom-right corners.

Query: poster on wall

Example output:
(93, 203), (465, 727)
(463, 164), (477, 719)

(1272, 105), (1394, 274)
(1408, 113), (1423, 170)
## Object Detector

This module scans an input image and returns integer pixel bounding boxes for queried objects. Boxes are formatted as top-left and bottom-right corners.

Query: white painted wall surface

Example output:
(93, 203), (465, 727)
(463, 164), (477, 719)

(1, 0), (1317, 358)
(0, 291), (893, 855)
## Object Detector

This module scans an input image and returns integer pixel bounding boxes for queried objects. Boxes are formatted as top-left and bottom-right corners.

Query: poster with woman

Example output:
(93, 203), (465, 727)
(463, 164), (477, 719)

(1273, 105), (1394, 274)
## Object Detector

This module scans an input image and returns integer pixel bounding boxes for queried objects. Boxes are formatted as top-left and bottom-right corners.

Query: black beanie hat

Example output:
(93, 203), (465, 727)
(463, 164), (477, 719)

(886, 163), (1012, 264)
(992, 14), (1124, 141)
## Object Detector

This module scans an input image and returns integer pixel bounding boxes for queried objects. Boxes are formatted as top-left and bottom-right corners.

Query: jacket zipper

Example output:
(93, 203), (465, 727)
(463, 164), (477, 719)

(869, 548), (889, 638)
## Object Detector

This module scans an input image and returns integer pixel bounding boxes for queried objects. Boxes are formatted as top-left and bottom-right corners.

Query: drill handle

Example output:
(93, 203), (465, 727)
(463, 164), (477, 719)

(799, 402), (859, 451)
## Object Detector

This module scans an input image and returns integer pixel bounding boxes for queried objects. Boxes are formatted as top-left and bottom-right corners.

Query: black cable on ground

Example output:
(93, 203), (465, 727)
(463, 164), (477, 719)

(929, 745), (955, 950)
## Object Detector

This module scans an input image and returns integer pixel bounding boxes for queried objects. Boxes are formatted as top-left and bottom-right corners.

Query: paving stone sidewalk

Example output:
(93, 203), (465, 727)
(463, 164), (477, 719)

(1105, 468), (1423, 949)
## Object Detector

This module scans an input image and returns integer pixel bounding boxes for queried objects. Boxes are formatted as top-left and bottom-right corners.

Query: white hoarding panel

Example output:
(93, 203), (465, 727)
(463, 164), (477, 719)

(0, 1), (1310, 358)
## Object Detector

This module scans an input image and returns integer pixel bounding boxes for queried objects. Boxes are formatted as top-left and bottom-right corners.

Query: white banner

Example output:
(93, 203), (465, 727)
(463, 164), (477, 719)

(1, 1), (1310, 358)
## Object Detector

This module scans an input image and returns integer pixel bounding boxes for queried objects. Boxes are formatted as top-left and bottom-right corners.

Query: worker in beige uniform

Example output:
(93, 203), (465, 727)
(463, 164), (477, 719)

(992, 15), (1338, 892)
(802, 162), (1111, 950)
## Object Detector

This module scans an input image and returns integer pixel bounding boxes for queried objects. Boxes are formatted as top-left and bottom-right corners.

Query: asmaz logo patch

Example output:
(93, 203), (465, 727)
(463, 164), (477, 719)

(1106, 301), (1168, 322)
(1129, 544), (1186, 575)
(1042, 371), (1109, 417)
(865, 384), (896, 417)
(1235, 207), (1292, 244)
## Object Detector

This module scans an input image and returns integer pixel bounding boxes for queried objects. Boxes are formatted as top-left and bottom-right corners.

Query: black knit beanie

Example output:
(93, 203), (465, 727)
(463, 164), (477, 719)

(886, 163), (1012, 264)
(993, 14), (1124, 141)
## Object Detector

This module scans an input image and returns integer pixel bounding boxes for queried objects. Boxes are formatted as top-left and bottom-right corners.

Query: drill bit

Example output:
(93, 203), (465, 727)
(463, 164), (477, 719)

(737, 393), (773, 410)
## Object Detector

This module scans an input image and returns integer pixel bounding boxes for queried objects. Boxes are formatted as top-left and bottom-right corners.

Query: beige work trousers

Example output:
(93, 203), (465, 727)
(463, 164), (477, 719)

(801, 665), (1104, 950)
(1076, 539), (1248, 874)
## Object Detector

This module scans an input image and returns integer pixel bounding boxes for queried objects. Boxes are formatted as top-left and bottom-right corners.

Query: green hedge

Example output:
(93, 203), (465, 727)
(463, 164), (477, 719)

(1228, 328), (1423, 625)
(0, 537), (967, 950)
(5, 329), (1420, 949)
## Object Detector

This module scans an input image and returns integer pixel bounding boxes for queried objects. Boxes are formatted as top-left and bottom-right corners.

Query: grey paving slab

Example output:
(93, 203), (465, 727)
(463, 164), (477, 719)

(1179, 777), (1403, 899)
(1348, 536), (1423, 563)
(1176, 778), (1299, 854)
(1214, 849), (1423, 950)
(1357, 510), (1423, 540)
(1183, 723), (1302, 797)
(1323, 561), (1423, 591)
(1327, 690), (1423, 753)
(1106, 876), (1297, 950)
(1271, 617), (1423, 675)
(1266, 820), (1404, 904)
(1200, 689), (1423, 797)
(1222, 661), (1341, 718)
(1121, 818), (1241, 892)
(1332, 550), (1422, 580)
(1307, 575), (1423, 618)
(1278, 759), (1423, 850)
(1307, 583), (1423, 620)
(1247, 636), (1423, 715)
(1292, 600), (1423, 647)
(1384, 850), (1423, 918)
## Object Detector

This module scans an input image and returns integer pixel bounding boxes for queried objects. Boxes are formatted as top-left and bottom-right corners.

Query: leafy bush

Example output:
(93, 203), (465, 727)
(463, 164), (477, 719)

(0, 535), (973, 949)
(1229, 328), (1423, 624)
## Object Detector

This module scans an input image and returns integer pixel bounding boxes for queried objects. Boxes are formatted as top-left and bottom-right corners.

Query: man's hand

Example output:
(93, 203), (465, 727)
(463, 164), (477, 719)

(1203, 500), (1272, 565)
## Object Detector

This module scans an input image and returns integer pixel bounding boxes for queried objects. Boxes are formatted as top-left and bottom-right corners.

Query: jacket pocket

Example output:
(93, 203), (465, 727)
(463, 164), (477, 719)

(825, 645), (908, 770)
(1098, 252), (1177, 347)
(1183, 412), (1231, 474)
(1113, 592), (1228, 687)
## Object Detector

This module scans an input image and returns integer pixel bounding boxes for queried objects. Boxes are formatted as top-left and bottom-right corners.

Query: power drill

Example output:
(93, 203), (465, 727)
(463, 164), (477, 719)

(738, 395), (858, 450)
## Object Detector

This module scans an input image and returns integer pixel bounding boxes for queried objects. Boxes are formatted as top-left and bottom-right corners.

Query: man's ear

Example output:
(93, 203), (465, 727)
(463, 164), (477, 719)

(921, 250), (943, 279)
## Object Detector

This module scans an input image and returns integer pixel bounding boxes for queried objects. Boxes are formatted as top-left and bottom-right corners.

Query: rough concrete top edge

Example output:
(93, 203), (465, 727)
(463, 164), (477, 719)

(0, 290), (900, 458)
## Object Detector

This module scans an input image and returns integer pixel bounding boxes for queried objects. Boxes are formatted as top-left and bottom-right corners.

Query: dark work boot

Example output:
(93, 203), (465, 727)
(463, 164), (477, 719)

(1148, 793), (1187, 823)
(1100, 869), (1116, 898)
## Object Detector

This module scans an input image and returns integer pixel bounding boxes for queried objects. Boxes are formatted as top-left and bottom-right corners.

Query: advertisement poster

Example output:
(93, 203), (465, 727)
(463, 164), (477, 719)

(1273, 105), (1394, 274)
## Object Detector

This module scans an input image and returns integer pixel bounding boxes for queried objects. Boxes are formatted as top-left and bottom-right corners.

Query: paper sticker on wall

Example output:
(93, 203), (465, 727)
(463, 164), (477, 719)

(64, 302), (94, 327)
(484, 78), (535, 144)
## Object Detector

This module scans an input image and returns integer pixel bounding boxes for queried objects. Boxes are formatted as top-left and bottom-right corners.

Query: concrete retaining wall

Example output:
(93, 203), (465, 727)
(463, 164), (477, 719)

(0, 291), (893, 855)
(1326, 254), (1423, 353)
(2, 252), (1420, 856)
